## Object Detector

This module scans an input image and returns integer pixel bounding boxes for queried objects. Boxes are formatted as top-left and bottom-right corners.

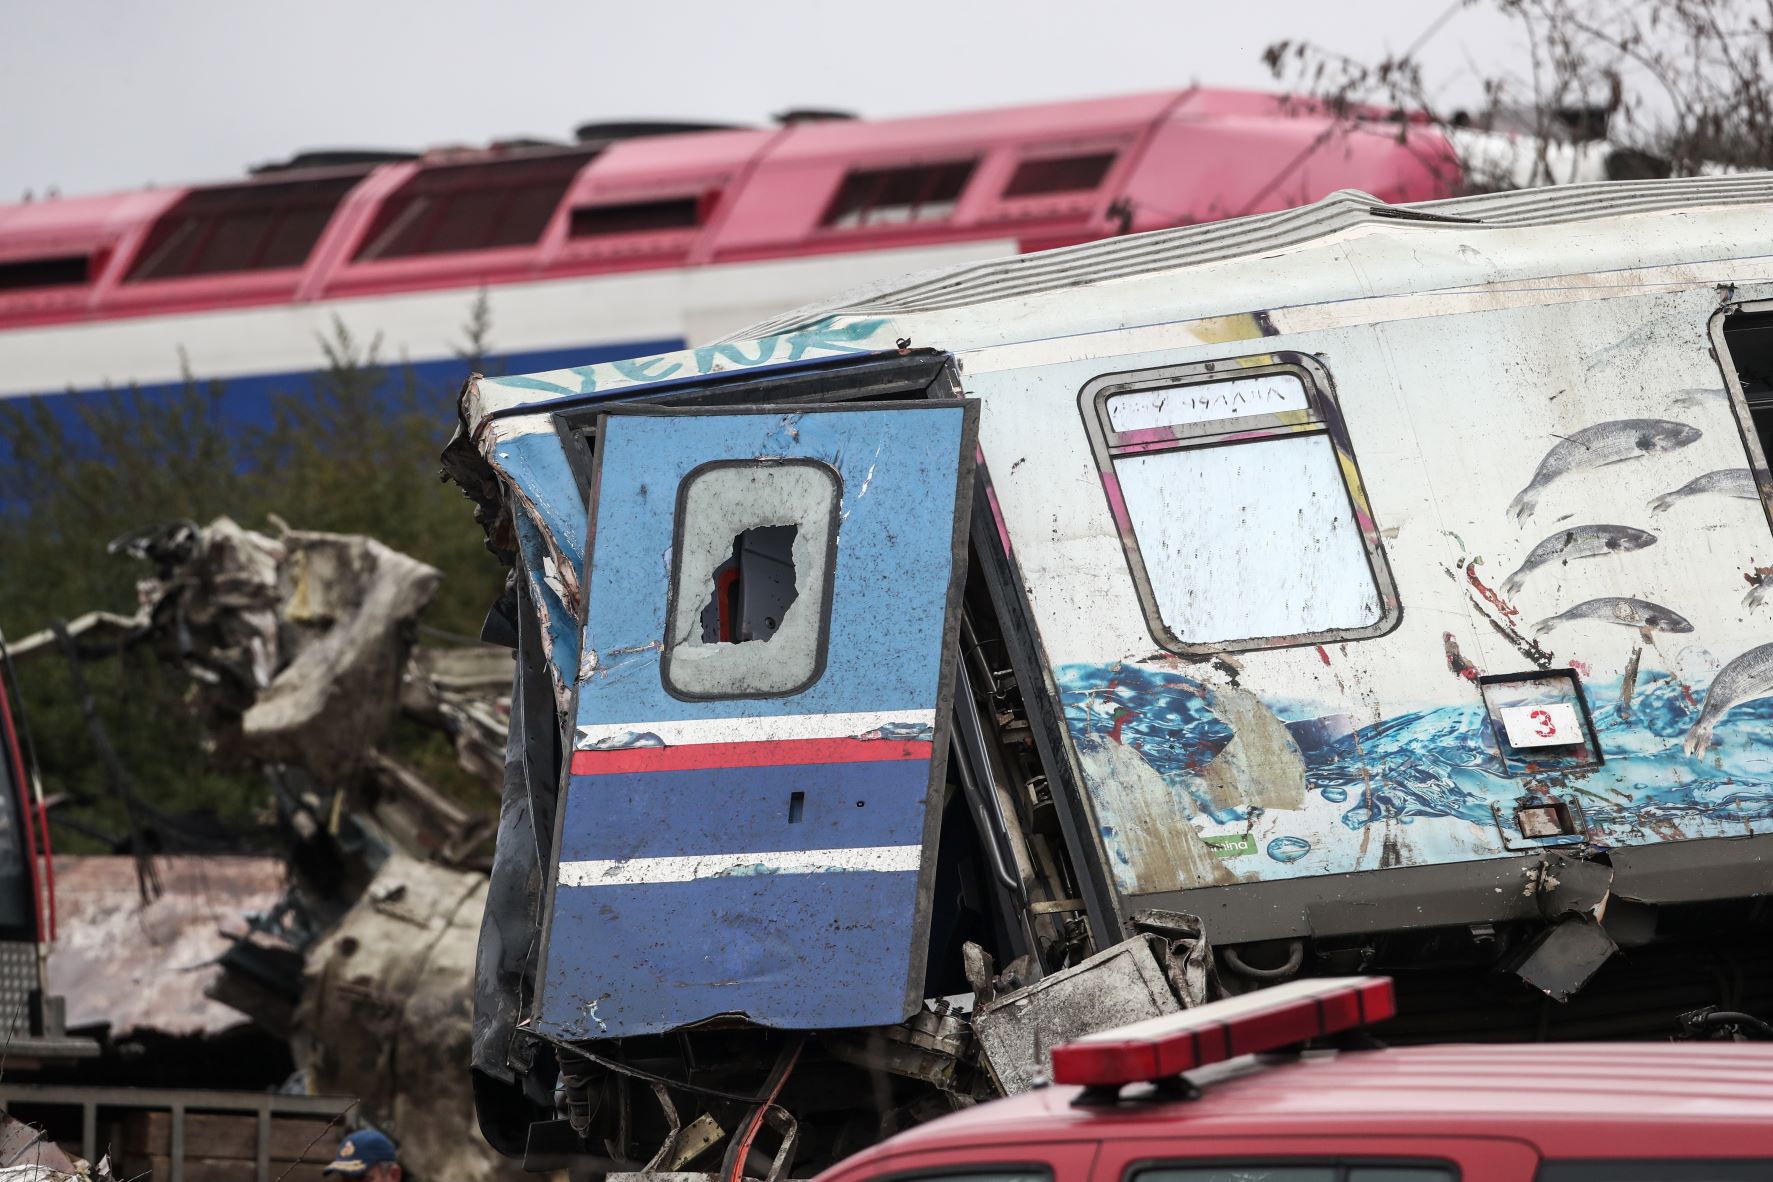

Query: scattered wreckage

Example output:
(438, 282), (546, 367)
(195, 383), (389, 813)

(447, 174), (1773, 1178)
(4, 516), (527, 1182)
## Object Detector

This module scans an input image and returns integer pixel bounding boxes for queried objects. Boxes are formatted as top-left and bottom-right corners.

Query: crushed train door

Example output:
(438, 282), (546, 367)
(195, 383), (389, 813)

(532, 401), (979, 1040)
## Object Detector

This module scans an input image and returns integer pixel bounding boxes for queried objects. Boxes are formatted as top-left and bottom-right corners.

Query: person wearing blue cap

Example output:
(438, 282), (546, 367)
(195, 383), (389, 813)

(323, 1129), (402, 1182)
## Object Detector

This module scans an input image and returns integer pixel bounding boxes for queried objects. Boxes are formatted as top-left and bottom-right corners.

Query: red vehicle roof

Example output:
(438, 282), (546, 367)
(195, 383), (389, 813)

(835, 1044), (1773, 1170)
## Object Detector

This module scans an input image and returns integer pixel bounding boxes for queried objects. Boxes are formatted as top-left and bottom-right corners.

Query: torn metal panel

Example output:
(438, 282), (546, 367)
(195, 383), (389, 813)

(245, 531), (441, 783)
(536, 403), (976, 1040)
(48, 856), (287, 1038)
(972, 934), (1179, 1094)
(400, 645), (513, 783)
(297, 853), (530, 1182)
(1503, 914), (1619, 1002)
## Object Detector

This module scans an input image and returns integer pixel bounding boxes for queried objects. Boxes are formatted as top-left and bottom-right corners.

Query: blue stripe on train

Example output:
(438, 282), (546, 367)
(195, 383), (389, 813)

(537, 867), (921, 1038)
(557, 757), (931, 864)
(3, 338), (684, 449)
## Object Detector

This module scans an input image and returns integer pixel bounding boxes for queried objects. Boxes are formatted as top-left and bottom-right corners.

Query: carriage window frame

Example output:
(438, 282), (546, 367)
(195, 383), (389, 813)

(1078, 352), (1400, 657)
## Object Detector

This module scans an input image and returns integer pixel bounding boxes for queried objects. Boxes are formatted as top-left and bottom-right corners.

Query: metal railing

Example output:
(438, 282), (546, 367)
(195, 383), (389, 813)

(0, 1084), (358, 1182)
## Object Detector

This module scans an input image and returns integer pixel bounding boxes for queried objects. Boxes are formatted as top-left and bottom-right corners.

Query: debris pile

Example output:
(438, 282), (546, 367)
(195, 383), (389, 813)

(9, 517), (520, 1182)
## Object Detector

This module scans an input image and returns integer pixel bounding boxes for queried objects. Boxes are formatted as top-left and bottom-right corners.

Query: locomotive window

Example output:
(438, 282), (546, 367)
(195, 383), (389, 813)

(1079, 355), (1400, 656)
(126, 174), (362, 281)
(569, 196), (704, 238)
(353, 150), (592, 261)
(662, 459), (840, 700)
(822, 160), (976, 228)
(1003, 152), (1117, 197)
(0, 255), (88, 290)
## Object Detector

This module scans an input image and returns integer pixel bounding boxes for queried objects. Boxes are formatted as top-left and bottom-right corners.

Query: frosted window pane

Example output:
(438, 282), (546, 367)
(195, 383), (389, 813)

(664, 463), (836, 697)
(1106, 373), (1309, 433)
(1115, 433), (1380, 643)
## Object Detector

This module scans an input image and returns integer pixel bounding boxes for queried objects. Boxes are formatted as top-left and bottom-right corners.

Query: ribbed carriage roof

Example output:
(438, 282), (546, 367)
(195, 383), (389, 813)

(733, 173), (1773, 338)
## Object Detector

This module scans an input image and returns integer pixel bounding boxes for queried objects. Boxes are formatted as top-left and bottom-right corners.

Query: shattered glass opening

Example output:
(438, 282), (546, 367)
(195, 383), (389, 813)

(699, 524), (800, 644)
(663, 460), (840, 699)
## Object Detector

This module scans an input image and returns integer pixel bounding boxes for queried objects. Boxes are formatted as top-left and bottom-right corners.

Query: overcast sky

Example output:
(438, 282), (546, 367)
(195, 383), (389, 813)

(2, 1), (1524, 201)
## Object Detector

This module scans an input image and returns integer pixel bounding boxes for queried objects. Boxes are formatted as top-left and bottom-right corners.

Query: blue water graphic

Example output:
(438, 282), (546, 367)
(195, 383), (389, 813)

(1055, 659), (1773, 882)
(1267, 836), (1312, 862)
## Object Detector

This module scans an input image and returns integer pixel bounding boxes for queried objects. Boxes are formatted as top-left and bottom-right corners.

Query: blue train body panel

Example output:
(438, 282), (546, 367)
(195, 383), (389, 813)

(533, 401), (977, 1039)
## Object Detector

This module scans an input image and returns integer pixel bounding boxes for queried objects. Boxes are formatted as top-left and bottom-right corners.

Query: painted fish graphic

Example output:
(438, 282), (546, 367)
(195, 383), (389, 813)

(1669, 386), (1729, 409)
(1501, 524), (1658, 595)
(1532, 596), (1695, 636)
(1648, 467), (1760, 514)
(1684, 641), (1773, 756)
(1748, 579), (1771, 610)
(1508, 419), (1703, 521)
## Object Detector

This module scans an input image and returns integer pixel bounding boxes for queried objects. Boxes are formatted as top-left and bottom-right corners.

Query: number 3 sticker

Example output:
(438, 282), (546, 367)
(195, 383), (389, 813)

(1502, 703), (1581, 748)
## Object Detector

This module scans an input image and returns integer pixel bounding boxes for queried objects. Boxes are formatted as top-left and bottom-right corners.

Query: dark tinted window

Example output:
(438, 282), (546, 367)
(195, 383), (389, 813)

(353, 151), (592, 260)
(1003, 152), (1117, 197)
(1136, 1166), (1454, 1182)
(126, 175), (361, 281)
(0, 255), (88, 290)
(1720, 309), (1773, 471)
(821, 160), (975, 228)
(570, 196), (703, 238)
(1539, 1164), (1773, 1182)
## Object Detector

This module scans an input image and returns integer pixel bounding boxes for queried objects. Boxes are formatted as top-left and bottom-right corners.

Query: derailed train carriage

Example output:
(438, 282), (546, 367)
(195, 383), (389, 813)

(448, 173), (1773, 1176)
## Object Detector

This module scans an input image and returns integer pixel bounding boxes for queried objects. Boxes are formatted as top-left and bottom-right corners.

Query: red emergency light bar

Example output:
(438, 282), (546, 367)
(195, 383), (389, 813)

(1050, 975), (1395, 1088)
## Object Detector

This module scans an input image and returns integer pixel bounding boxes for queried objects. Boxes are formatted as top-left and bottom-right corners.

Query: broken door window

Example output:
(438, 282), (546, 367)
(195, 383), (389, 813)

(662, 459), (840, 699)
(1079, 354), (1399, 655)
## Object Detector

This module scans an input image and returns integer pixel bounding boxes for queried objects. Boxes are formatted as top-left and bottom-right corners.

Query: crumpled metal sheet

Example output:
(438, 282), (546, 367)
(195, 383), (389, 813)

(972, 934), (1181, 1094)
(47, 855), (287, 1038)
(243, 530), (442, 783)
(296, 853), (530, 1182)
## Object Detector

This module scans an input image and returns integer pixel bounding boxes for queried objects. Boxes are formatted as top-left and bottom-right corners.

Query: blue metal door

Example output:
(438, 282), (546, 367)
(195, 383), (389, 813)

(534, 401), (977, 1040)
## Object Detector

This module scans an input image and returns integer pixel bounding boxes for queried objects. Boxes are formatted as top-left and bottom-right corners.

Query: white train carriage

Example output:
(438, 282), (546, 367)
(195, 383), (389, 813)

(453, 173), (1773, 1171)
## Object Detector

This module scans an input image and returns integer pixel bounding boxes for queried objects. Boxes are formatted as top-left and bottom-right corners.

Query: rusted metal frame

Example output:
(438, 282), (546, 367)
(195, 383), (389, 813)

(1076, 350), (1404, 659)
(0, 1086), (353, 1182)
(967, 464), (1121, 948)
(1706, 298), (1773, 541)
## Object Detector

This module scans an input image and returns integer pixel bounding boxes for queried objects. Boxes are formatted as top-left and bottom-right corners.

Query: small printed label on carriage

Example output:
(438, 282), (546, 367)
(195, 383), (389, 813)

(1500, 702), (1581, 748)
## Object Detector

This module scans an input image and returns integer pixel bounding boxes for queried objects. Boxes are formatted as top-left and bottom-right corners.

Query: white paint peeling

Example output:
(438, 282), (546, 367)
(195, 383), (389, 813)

(557, 844), (922, 886)
(574, 708), (936, 750)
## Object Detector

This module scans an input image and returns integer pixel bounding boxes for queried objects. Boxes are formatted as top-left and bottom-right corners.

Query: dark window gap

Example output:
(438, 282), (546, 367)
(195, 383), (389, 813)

(570, 196), (703, 238)
(1002, 152), (1117, 198)
(699, 524), (799, 644)
(821, 160), (976, 228)
(0, 255), (88, 291)
(1721, 310), (1773, 464)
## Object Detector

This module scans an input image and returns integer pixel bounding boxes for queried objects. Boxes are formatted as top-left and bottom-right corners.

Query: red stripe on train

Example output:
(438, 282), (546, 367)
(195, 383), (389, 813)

(570, 737), (933, 776)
